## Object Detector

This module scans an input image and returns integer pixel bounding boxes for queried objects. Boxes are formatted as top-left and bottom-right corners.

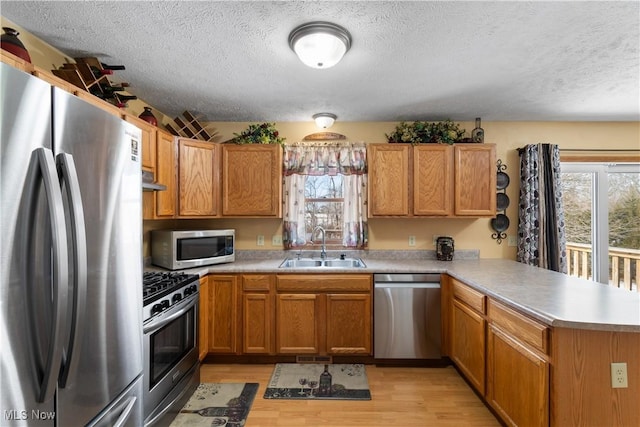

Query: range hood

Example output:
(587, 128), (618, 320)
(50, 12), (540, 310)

(142, 170), (166, 192)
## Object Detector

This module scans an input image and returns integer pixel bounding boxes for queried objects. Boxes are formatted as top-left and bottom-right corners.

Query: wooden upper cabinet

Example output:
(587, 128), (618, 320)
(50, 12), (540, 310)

(123, 113), (156, 171)
(414, 145), (454, 215)
(178, 138), (220, 217)
(368, 144), (410, 216)
(454, 144), (496, 216)
(368, 143), (496, 218)
(222, 144), (283, 217)
(155, 129), (177, 217)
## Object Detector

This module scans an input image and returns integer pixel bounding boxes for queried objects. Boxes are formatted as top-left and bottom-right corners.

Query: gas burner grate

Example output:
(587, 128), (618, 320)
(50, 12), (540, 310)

(143, 271), (198, 305)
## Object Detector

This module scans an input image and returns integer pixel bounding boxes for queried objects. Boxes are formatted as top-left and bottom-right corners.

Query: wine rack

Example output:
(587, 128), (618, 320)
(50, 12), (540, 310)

(52, 57), (136, 107)
(165, 111), (218, 142)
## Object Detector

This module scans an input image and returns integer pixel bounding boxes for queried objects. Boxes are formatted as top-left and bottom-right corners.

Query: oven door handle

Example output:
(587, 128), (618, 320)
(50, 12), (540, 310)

(143, 296), (198, 335)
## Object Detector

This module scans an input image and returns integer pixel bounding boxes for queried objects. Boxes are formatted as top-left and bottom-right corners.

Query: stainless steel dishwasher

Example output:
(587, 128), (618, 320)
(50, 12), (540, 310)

(374, 273), (442, 359)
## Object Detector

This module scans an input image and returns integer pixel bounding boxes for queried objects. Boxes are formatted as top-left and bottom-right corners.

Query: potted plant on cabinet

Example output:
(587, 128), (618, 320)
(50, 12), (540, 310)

(386, 120), (466, 145)
(230, 122), (286, 145)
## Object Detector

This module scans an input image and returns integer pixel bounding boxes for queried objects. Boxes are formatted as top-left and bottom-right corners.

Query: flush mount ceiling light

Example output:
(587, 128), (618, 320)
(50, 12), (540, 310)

(288, 21), (352, 69)
(313, 113), (337, 128)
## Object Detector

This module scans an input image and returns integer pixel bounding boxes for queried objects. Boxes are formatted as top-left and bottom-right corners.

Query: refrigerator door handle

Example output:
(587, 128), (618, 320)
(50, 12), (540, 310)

(112, 396), (137, 427)
(25, 148), (69, 402)
(56, 153), (88, 388)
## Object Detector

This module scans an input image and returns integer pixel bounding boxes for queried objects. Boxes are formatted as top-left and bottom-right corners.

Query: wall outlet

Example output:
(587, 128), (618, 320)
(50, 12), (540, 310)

(272, 235), (283, 246)
(256, 235), (265, 246)
(508, 235), (517, 247)
(408, 235), (416, 247)
(611, 362), (628, 388)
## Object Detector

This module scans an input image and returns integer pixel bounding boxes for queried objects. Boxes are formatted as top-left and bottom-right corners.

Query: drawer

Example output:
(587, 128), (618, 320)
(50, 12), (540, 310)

(242, 274), (274, 292)
(276, 274), (371, 292)
(488, 299), (549, 354)
(452, 278), (486, 314)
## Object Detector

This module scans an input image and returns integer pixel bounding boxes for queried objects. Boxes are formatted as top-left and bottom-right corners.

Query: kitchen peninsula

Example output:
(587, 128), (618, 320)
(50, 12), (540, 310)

(184, 254), (640, 427)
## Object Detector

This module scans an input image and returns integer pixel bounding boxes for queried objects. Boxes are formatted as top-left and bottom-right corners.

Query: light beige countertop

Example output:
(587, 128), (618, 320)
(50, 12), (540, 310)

(150, 251), (640, 333)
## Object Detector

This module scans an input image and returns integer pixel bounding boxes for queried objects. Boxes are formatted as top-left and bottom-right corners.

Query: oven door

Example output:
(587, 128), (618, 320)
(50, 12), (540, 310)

(143, 295), (199, 423)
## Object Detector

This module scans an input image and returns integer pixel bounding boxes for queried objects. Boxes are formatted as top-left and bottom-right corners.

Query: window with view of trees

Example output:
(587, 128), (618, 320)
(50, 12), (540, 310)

(305, 175), (344, 245)
(561, 162), (639, 291)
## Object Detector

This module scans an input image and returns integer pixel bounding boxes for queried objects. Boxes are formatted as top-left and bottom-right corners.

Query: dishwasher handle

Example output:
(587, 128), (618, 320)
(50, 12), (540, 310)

(374, 282), (440, 289)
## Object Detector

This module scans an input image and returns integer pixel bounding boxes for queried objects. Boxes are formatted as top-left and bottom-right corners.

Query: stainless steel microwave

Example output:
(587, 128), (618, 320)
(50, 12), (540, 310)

(151, 229), (235, 270)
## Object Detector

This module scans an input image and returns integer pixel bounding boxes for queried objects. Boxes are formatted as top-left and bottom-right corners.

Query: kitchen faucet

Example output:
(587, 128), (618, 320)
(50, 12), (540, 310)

(312, 225), (327, 259)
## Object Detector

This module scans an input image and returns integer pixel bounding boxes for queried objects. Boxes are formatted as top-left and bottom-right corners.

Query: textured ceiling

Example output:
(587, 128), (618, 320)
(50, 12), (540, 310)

(2, 1), (639, 122)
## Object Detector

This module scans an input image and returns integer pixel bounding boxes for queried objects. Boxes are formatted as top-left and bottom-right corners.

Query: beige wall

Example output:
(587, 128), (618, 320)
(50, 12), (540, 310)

(4, 16), (639, 259)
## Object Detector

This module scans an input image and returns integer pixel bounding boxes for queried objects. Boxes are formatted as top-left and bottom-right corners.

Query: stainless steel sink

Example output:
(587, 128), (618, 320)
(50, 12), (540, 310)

(279, 257), (366, 268)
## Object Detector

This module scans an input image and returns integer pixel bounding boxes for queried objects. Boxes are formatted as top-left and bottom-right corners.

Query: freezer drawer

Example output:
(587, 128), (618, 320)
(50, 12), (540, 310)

(374, 274), (442, 359)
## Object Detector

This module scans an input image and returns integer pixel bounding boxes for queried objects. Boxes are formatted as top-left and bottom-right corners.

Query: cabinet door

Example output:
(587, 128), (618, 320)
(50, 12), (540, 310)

(155, 130), (176, 217)
(242, 274), (275, 354)
(178, 139), (219, 217)
(451, 299), (486, 395)
(222, 144), (282, 217)
(243, 293), (274, 354)
(124, 113), (156, 171)
(208, 275), (238, 353)
(198, 276), (209, 361)
(454, 145), (496, 216)
(326, 294), (371, 354)
(276, 294), (320, 354)
(413, 145), (453, 215)
(368, 144), (410, 216)
(487, 325), (549, 427)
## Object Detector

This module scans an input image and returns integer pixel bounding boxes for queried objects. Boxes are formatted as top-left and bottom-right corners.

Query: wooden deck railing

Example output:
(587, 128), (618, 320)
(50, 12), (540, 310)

(566, 243), (640, 292)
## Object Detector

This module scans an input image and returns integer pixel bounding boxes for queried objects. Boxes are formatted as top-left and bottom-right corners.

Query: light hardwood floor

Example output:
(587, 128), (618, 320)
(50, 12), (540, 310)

(200, 364), (500, 426)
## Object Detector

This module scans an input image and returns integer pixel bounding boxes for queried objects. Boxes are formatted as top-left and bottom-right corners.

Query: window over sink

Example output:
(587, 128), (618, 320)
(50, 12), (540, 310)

(282, 143), (368, 249)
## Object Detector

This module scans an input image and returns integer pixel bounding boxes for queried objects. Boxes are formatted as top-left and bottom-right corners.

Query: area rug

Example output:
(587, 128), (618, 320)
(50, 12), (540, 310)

(263, 363), (371, 400)
(170, 383), (258, 427)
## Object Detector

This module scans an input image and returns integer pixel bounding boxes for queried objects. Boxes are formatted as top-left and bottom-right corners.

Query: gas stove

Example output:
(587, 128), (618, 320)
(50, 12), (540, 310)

(142, 271), (199, 322)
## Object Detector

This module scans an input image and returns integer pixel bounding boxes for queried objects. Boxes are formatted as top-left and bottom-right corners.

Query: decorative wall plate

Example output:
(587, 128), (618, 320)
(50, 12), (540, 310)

(491, 213), (510, 232)
(497, 171), (510, 190)
(497, 192), (510, 211)
(303, 132), (346, 141)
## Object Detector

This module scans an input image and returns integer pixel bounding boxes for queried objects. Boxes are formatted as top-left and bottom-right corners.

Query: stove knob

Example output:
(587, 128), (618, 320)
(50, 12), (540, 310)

(172, 293), (182, 303)
(184, 287), (192, 296)
(161, 300), (170, 310)
(190, 285), (198, 293)
(151, 304), (163, 314)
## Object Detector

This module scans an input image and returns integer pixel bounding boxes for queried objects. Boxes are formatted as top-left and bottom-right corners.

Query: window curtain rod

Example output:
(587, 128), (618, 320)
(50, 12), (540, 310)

(517, 147), (639, 154)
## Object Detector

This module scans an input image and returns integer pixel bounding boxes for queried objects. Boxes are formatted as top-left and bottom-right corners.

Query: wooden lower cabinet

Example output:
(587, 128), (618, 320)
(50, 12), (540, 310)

(486, 324), (549, 427)
(198, 276), (209, 361)
(451, 298), (486, 394)
(276, 293), (321, 354)
(242, 274), (275, 354)
(201, 273), (373, 357)
(326, 293), (371, 354)
(275, 274), (372, 355)
(207, 275), (238, 354)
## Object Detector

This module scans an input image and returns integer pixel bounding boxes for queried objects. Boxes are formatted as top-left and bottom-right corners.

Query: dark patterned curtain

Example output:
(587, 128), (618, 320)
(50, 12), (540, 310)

(517, 143), (567, 273)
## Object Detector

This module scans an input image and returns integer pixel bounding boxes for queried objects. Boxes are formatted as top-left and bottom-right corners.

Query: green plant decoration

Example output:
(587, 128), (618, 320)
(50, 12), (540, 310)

(232, 122), (286, 145)
(386, 120), (466, 145)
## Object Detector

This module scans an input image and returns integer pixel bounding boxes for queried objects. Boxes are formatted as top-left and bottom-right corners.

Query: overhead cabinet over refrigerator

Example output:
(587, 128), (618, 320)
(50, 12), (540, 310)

(1, 63), (144, 426)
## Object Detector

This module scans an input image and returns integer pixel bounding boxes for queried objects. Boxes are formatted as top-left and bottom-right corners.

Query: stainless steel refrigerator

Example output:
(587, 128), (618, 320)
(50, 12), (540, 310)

(1, 62), (144, 426)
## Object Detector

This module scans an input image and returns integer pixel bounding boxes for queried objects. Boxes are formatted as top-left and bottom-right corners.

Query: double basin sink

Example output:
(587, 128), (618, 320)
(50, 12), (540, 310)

(279, 257), (366, 269)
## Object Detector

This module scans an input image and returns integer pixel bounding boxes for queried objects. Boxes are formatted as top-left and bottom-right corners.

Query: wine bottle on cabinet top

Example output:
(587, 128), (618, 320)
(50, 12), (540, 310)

(471, 117), (484, 143)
